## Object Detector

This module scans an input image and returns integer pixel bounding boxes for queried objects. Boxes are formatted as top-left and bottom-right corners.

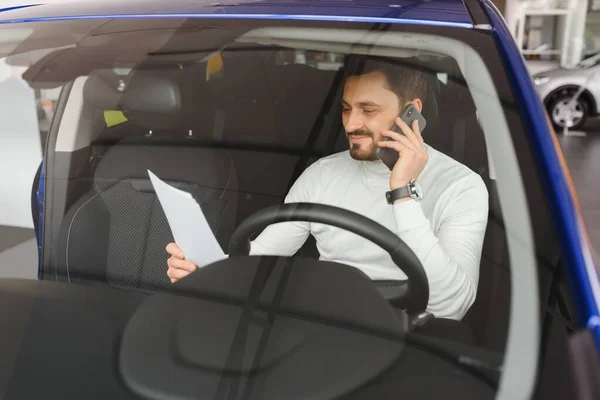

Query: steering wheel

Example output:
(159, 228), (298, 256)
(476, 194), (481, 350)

(228, 202), (429, 314)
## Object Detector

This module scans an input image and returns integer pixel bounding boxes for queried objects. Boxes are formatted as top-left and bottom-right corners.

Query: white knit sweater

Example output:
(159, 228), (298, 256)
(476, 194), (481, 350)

(250, 145), (489, 320)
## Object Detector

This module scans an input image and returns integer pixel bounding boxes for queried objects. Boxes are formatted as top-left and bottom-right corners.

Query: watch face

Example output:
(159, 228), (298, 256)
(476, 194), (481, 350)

(410, 180), (424, 201)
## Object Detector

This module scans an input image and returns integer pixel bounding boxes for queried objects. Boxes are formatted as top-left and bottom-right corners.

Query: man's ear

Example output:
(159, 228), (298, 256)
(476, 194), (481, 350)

(410, 98), (423, 113)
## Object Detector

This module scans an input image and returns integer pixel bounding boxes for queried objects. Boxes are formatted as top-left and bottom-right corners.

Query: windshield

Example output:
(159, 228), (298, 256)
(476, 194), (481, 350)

(0, 17), (564, 399)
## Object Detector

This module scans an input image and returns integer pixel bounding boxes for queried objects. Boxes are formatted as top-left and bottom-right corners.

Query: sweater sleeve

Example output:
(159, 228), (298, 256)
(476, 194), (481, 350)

(248, 162), (320, 256)
(392, 174), (489, 320)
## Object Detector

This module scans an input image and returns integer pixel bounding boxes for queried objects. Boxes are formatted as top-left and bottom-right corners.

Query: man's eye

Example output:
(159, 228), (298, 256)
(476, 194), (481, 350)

(363, 109), (375, 115)
(342, 108), (350, 113)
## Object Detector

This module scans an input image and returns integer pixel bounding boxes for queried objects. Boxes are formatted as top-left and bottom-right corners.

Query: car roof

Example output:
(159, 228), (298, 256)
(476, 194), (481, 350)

(0, 0), (475, 27)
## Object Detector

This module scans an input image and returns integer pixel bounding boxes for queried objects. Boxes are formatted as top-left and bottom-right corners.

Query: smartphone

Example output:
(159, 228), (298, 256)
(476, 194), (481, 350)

(376, 104), (427, 170)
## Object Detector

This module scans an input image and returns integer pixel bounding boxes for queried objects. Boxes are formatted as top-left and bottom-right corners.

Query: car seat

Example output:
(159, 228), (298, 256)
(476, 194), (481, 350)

(195, 60), (342, 225)
(425, 58), (511, 351)
(52, 71), (239, 293)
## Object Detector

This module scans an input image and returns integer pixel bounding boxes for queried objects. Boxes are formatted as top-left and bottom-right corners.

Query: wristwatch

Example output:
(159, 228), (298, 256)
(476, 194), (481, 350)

(386, 179), (424, 204)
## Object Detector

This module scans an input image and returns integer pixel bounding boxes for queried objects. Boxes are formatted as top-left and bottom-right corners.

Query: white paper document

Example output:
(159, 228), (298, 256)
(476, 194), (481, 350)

(148, 170), (226, 268)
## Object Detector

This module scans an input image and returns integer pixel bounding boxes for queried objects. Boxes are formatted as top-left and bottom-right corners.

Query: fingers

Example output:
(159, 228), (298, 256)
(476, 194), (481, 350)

(166, 242), (184, 259)
(167, 256), (197, 283)
(411, 120), (424, 142)
(167, 256), (197, 272)
(377, 139), (405, 154)
(166, 243), (197, 284)
(379, 130), (417, 152)
(167, 264), (194, 283)
(394, 117), (423, 148)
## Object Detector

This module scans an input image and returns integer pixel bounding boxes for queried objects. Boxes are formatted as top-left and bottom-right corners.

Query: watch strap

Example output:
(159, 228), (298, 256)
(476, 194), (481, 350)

(386, 185), (411, 204)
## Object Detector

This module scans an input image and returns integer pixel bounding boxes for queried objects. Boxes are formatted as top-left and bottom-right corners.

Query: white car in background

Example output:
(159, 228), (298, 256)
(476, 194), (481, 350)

(533, 52), (600, 130)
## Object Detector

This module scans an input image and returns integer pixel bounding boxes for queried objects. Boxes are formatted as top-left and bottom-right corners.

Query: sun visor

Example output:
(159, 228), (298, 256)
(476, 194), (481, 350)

(12, 23), (247, 88)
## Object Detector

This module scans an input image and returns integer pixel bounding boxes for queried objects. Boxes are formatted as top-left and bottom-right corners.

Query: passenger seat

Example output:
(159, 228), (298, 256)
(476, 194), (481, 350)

(52, 71), (238, 293)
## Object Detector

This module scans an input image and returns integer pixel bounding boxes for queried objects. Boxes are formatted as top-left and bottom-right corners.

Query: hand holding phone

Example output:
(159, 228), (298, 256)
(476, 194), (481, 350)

(376, 104), (427, 170)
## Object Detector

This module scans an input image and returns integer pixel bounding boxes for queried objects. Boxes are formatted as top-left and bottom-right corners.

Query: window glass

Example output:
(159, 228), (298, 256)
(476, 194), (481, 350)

(0, 18), (567, 398)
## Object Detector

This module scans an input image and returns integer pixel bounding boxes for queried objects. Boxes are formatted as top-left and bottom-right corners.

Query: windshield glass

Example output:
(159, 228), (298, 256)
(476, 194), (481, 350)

(0, 17), (559, 399)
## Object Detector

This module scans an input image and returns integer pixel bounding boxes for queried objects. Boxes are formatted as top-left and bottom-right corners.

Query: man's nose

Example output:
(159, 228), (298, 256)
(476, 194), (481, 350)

(345, 110), (364, 132)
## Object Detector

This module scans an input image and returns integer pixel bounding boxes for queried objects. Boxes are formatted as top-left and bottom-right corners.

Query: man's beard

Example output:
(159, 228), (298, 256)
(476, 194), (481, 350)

(347, 129), (378, 161)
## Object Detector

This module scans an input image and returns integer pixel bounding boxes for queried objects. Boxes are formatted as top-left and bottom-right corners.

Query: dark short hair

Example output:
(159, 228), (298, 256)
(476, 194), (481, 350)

(344, 55), (428, 106)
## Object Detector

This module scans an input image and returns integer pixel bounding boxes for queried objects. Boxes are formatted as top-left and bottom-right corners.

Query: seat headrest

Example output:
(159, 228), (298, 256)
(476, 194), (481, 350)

(93, 137), (234, 192)
(84, 71), (181, 114)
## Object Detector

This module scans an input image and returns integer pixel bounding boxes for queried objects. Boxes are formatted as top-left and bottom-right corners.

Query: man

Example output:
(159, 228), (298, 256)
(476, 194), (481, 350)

(166, 56), (489, 321)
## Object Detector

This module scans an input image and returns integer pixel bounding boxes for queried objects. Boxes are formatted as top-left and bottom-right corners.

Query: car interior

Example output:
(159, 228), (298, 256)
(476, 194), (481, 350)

(30, 42), (518, 355)
(0, 16), (584, 398)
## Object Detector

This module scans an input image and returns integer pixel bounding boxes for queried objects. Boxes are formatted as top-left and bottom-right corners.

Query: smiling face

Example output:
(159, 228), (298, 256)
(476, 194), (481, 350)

(342, 71), (401, 161)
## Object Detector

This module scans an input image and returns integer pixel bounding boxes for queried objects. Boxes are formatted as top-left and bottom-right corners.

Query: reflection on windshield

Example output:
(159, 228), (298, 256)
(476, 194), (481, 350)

(0, 19), (550, 398)
(3, 20), (499, 336)
(0, 14), (574, 400)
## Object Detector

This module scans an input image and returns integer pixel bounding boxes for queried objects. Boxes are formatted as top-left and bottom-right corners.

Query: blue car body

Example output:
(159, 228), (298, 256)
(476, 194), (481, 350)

(3, 0), (599, 353)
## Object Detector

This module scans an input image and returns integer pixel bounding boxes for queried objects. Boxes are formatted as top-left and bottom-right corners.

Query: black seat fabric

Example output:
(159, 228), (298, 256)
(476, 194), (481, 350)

(422, 60), (511, 352)
(53, 138), (238, 293)
(190, 61), (344, 259)
(199, 62), (339, 147)
(194, 63), (342, 226)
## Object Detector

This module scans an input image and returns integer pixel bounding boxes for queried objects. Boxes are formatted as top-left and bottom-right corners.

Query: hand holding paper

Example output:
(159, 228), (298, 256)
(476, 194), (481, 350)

(148, 170), (227, 269)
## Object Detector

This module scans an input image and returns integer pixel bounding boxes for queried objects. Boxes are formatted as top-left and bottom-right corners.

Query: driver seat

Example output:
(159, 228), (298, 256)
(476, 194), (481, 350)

(427, 57), (510, 352)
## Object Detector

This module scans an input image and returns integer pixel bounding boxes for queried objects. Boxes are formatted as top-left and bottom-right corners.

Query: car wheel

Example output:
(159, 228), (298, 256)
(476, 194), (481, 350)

(547, 92), (589, 131)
